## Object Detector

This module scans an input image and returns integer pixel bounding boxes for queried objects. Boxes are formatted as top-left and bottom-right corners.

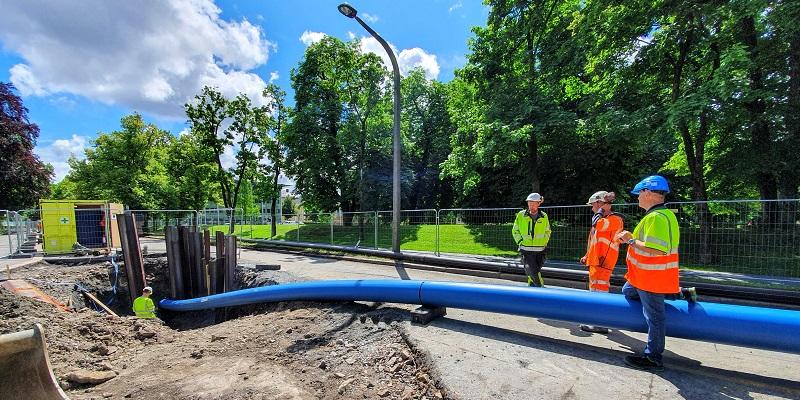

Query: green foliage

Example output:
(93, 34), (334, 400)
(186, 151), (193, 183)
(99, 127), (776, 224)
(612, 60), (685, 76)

(163, 132), (220, 210)
(185, 86), (272, 231)
(64, 114), (172, 209)
(401, 69), (456, 209)
(281, 195), (296, 215)
(285, 36), (392, 213)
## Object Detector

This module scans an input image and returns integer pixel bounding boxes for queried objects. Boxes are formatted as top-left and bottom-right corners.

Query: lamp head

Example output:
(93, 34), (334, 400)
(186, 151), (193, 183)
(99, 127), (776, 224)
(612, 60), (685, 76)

(338, 4), (357, 18)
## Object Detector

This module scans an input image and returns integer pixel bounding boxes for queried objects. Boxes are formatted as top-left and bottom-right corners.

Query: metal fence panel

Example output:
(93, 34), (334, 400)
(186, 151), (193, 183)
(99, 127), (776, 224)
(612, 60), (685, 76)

(197, 208), (243, 237)
(333, 212), (378, 248)
(129, 210), (197, 236)
(1, 210), (15, 258)
(296, 212), (332, 244)
(376, 209), (437, 252)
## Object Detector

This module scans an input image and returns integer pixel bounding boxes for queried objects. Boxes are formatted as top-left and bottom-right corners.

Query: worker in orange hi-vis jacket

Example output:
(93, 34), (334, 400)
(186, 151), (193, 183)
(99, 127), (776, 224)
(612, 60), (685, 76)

(579, 190), (623, 334)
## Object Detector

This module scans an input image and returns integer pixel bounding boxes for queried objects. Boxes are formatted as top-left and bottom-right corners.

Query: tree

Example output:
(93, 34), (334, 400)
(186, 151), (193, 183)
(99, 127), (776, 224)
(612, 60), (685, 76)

(257, 84), (290, 237)
(444, 0), (620, 206)
(281, 195), (296, 216)
(284, 37), (392, 215)
(401, 69), (455, 209)
(0, 82), (52, 209)
(164, 132), (219, 211)
(185, 87), (270, 232)
(64, 113), (171, 209)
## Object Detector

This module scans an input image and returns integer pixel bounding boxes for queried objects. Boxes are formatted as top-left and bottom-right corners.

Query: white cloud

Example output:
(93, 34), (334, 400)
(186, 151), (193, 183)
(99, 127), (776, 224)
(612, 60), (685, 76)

(0, 0), (272, 119)
(398, 48), (440, 79)
(35, 135), (88, 182)
(9, 64), (47, 96)
(449, 1), (463, 13)
(359, 37), (440, 80)
(360, 13), (379, 23)
(299, 30), (327, 46)
(219, 145), (237, 171)
(269, 71), (280, 83)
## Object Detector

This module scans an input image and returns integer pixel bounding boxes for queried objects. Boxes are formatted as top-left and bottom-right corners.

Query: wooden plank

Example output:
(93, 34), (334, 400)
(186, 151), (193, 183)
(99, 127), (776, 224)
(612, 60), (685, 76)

(203, 230), (211, 295)
(193, 231), (207, 296)
(125, 213), (147, 296)
(179, 226), (193, 298)
(81, 291), (119, 317)
(213, 231), (225, 295)
(224, 235), (237, 292)
(164, 226), (183, 298)
(187, 230), (198, 298)
(164, 225), (176, 298)
(116, 214), (138, 306)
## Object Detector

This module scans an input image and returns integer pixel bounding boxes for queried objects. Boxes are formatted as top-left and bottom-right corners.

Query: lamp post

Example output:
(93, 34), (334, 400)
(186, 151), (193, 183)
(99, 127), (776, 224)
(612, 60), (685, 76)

(338, 3), (401, 254)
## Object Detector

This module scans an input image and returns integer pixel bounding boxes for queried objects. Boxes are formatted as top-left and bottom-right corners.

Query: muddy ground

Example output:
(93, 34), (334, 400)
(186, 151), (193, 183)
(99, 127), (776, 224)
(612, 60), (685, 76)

(0, 258), (450, 399)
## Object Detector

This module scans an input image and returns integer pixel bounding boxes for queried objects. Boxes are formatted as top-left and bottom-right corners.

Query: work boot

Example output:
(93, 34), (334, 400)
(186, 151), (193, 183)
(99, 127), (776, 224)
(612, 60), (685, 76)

(624, 355), (664, 372)
(680, 287), (698, 302)
(580, 324), (610, 334)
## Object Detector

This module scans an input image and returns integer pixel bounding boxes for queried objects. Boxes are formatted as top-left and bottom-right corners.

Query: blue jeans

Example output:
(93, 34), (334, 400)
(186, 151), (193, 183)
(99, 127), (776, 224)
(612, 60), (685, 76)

(622, 281), (666, 363)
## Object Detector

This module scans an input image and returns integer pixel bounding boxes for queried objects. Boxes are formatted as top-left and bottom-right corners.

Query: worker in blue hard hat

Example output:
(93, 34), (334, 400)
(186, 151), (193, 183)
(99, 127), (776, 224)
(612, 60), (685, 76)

(614, 175), (696, 372)
(511, 193), (552, 287)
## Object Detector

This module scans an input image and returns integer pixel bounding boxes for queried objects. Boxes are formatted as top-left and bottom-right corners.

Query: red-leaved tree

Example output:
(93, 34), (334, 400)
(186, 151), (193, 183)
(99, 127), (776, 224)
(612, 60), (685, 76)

(0, 82), (52, 210)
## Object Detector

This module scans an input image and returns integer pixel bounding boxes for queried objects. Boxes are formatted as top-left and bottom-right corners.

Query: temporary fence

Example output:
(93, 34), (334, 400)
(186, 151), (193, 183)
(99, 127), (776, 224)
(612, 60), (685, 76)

(7, 199), (798, 278)
(1, 210), (14, 258)
(197, 208), (245, 237)
(246, 200), (799, 279)
(129, 209), (197, 236)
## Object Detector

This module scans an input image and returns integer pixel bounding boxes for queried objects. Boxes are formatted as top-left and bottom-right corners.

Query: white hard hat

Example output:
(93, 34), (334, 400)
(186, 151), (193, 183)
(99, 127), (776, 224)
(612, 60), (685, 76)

(525, 193), (543, 203)
(143, 286), (153, 293)
(587, 190), (611, 205)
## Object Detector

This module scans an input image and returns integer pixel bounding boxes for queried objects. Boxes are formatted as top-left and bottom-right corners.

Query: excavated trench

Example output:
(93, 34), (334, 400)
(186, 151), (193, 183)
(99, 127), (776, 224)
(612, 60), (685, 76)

(2, 256), (451, 399)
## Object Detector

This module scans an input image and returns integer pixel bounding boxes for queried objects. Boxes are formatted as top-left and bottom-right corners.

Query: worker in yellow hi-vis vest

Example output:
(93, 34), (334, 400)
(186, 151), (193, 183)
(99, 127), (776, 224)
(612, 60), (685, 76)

(133, 286), (156, 319)
(512, 193), (552, 287)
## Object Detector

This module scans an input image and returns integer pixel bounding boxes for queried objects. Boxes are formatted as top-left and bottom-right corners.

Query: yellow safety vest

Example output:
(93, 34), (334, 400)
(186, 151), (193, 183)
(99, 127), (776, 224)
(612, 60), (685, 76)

(512, 210), (551, 251)
(133, 296), (156, 319)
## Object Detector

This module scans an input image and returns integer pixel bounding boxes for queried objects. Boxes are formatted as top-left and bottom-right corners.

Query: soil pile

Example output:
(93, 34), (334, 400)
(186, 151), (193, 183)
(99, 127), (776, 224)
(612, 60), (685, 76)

(0, 258), (450, 399)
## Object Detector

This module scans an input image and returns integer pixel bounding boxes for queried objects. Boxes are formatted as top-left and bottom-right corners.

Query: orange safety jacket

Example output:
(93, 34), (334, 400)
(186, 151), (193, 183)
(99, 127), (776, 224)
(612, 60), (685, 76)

(584, 212), (624, 270)
(625, 205), (680, 294)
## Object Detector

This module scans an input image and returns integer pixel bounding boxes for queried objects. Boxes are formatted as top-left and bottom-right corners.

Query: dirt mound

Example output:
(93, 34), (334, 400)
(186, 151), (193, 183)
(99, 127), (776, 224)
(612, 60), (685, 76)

(1, 258), (451, 399)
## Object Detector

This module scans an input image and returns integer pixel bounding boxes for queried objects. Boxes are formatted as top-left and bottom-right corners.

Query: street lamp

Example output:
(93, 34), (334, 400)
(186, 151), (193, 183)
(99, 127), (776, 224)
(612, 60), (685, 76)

(338, 3), (402, 254)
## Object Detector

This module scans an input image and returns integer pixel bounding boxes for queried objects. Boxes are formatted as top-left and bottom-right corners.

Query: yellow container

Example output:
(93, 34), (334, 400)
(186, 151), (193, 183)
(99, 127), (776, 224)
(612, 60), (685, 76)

(39, 200), (124, 254)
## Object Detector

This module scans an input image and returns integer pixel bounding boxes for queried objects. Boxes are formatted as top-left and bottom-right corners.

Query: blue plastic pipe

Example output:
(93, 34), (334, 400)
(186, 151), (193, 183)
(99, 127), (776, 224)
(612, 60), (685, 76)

(159, 280), (800, 354)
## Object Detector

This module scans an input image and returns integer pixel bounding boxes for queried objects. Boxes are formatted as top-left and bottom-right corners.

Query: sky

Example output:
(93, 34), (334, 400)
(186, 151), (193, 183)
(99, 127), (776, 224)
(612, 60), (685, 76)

(0, 0), (489, 183)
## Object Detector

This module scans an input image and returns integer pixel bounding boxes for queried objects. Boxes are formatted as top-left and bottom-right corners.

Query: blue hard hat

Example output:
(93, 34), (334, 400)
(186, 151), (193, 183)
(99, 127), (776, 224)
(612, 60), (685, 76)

(631, 175), (670, 195)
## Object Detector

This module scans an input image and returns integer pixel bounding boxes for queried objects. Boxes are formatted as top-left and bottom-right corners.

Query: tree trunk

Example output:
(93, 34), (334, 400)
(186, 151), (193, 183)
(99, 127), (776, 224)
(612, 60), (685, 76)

(779, 27), (800, 199)
(741, 16), (778, 224)
(524, 10), (540, 193)
(271, 161), (279, 238)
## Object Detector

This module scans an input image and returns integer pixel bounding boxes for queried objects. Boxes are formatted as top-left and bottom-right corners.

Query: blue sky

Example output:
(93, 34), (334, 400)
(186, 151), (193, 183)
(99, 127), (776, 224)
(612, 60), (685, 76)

(0, 0), (488, 182)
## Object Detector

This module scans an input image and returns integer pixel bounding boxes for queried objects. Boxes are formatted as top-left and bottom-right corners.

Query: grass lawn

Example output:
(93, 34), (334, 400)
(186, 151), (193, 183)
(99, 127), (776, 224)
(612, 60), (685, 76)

(208, 223), (520, 257)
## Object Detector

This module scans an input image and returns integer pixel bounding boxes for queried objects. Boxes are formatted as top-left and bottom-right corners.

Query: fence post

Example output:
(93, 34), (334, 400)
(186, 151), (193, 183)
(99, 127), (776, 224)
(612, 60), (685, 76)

(296, 214), (300, 242)
(436, 209), (440, 257)
(374, 211), (378, 249)
(330, 213), (334, 245)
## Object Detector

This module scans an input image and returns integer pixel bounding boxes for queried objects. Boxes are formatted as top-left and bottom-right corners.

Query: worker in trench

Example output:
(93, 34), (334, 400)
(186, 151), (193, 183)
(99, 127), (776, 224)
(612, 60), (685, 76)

(133, 286), (157, 319)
